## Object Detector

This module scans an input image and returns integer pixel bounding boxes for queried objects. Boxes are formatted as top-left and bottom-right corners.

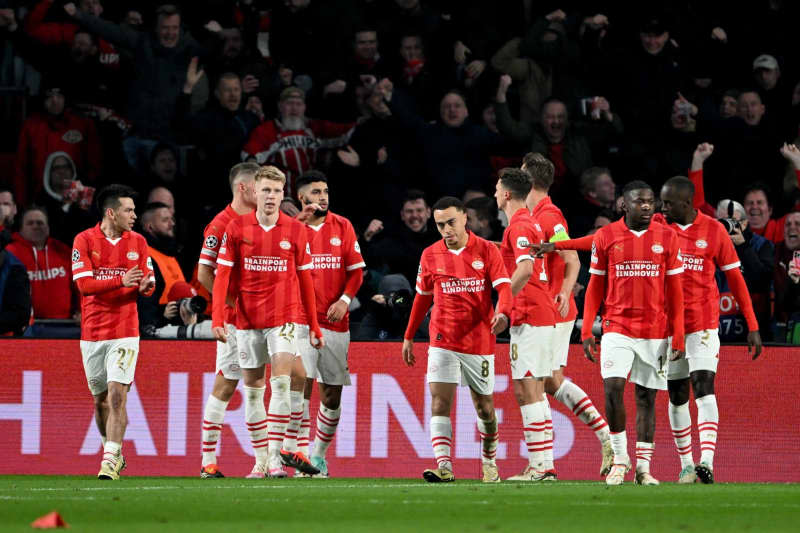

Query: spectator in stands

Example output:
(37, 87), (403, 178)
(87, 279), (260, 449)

(465, 196), (504, 241)
(394, 33), (441, 121)
(568, 167), (616, 237)
(361, 189), (438, 287)
(268, 0), (335, 88)
(752, 54), (789, 120)
(146, 186), (175, 215)
(65, 2), (204, 172)
(14, 81), (101, 207)
(0, 228), (31, 336)
(774, 212), (800, 341)
(5, 206), (75, 319)
(0, 188), (17, 231)
(379, 78), (503, 199)
(719, 89), (739, 119)
(715, 199), (774, 340)
(37, 151), (94, 243)
(242, 86), (354, 210)
(355, 273), (422, 341)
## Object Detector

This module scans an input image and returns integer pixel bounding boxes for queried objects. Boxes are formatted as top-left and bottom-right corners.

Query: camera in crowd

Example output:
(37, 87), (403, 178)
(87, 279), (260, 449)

(179, 295), (207, 315)
(718, 199), (742, 235)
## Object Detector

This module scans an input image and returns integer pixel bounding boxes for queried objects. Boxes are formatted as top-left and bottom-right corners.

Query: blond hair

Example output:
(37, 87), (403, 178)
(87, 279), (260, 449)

(254, 165), (287, 185)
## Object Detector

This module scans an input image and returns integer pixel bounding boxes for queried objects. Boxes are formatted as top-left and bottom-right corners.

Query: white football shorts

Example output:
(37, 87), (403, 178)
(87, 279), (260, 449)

(297, 325), (352, 386)
(600, 332), (669, 390)
(509, 324), (557, 379)
(552, 320), (576, 369)
(236, 323), (300, 369)
(216, 323), (241, 380)
(80, 336), (140, 395)
(667, 329), (720, 380)
(427, 347), (494, 396)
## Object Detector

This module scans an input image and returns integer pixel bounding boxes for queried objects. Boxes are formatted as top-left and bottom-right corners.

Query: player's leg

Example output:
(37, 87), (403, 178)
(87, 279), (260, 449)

(92, 392), (109, 446)
(424, 347), (459, 482)
(298, 378), (313, 456)
(294, 325), (317, 462)
(457, 352), (499, 483)
(633, 384), (659, 485)
(688, 329), (720, 484)
(599, 333), (636, 484)
(98, 337), (139, 480)
(279, 356), (319, 475)
(667, 376), (695, 483)
(237, 328), (270, 478)
(509, 377), (550, 481)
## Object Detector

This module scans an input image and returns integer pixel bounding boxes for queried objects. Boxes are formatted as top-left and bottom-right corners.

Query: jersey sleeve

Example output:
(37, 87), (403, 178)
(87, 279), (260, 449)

(486, 242), (511, 288)
(415, 252), (433, 295)
(199, 220), (225, 268)
(665, 230), (684, 276)
(540, 210), (570, 243)
(343, 221), (366, 271)
(295, 230), (313, 271)
(715, 224), (741, 272)
(216, 221), (239, 269)
(588, 231), (607, 276)
(71, 233), (93, 281)
(508, 225), (536, 265)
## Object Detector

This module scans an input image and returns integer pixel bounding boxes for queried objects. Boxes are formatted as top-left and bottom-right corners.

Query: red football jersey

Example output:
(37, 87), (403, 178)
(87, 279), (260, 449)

(71, 224), (154, 341)
(199, 204), (248, 324)
(416, 232), (510, 355)
(669, 212), (740, 333)
(500, 208), (559, 327)
(216, 211), (313, 330)
(303, 212), (365, 333)
(589, 219), (683, 339)
(531, 196), (577, 322)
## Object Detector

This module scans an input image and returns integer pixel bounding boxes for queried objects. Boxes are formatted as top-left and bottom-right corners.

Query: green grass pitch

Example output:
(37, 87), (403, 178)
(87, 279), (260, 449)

(1, 476), (798, 532)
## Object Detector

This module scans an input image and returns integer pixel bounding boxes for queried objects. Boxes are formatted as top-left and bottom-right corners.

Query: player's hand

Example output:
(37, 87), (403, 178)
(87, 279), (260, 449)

(296, 202), (321, 222)
(583, 337), (598, 362)
(213, 326), (227, 343)
(555, 292), (570, 318)
(310, 329), (325, 349)
(402, 339), (415, 366)
(122, 266), (143, 287)
(163, 301), (178, 320)
(490, 313), (508, 335)
(748, 330), (763, 360)
(327, 299), (348, 323)
(64, 3), (77, 17)
(669, 348), (685, 361)
(138, 275), (155, 294)
(530, 241), (556, 257)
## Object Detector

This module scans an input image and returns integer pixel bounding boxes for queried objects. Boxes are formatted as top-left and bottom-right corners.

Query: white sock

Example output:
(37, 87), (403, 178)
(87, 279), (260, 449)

(101, 436), (107, 447)
(312, 404), (341, 459)
(430, 416), (452, 471)
(668, 401), (694, 468)
(282, 391), (304, 453)
(520, 401), (546, 468)
(102, 441), (121, 468)
(297, 399), (311, 455)
(696, 394), (719, 467)
(477, 417), (498, 465)
(201, 394), (229, 466)
(267, 376), (291, 457)
(610, 431), (628, 464)
(244, 385), (268, 464)
(554, 380), (610, 442)
(542, 395), (554, 470)
(635, 441), (655, 474)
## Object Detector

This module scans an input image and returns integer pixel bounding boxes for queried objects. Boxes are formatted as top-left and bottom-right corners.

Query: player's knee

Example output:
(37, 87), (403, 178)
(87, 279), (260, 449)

(544, 376), (560, 396)
(690, 371), (715, 397)
(320, 386), (342, 410)
(430, 395), (451, 416)
(108, 390), (125, 411)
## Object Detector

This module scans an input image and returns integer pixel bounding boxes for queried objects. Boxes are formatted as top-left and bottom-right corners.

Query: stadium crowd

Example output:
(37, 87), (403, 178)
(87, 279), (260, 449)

(1, 1), (800, 342)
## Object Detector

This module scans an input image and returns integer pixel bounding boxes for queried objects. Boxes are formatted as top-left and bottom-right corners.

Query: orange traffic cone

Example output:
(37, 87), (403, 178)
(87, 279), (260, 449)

(31, 511), (68, 529)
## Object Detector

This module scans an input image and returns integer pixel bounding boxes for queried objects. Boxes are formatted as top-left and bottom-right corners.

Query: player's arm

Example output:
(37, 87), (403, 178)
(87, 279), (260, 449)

(328, 267), (363, 322)
(402, 291), (433, 367)
(580, 273), (605, 362)
(197, 263), (215, 292)
(488, 243), (511, 333)
(556, 250), (579, 317)
(665, 273), (685, 357)
(531, 233), (593, 256)
(723, 267), (762, 359)
(510, 259), (533, 296)
(689, 143), (713, 208)
(295, 236), (324, 347)
(138, 250), (156, 295)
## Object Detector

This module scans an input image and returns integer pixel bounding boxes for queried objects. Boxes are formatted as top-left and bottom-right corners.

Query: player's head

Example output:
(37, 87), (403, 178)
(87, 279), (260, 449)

(229, 162), (259, 206)
(432, 196), (468, 249)
(660, 175), (695, 224)
(400, 189), (430, 233)
(495, 168), (532, 212)
(465, 196), (497, 238)
(253, 166), (286, 216)
(521, 152), (555, 192)
(296, 170), (329, 217)
(140, 202), (176, 239)
(621, 180), (655, 229)
(96, 184), (137, 232)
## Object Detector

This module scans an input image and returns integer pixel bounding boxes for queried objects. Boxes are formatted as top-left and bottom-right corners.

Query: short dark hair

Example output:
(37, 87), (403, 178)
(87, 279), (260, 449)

(663, 175), (695, 198)
(228, 162), (260, 189)
(622, 180), (652, 197)
(498, 168), (532, 200)
(156, 4), (181, 19)
(216, 72), (241, 89)
(464, 196), (497, 222)
(402, 189), (427, 208)
(431, 196), (464, 212)
(743, 181), (772, 206)
(149, 142), (177, 166)
(0, 186), (14, 199)
(579, 167), (611, 196)
(96, 184), (137, 213)
(296, 170), (328, 192)
(522, 153), (555, 191)
(20, 205), (48, 224)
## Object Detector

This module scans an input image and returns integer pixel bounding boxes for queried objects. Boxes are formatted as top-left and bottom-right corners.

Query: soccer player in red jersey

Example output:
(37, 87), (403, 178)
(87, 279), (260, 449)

(403, 196), (512, 483)
(660, 174), (762, 484)
(212, 166), (324, 478)
(287, 170), (365, 478)
(71, 184), (156, 480)
(195, 162), (258, 479)
(582, 180), (686, 486)
(522, 154), (614, 476)
(495, 168), (561, 481)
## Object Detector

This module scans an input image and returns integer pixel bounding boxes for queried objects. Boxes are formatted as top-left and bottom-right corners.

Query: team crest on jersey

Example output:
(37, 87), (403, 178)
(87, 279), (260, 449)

(280, 240), (291, 250)
(127, 251), (139, 260)
(330, 237), (342, 246)
(72, 249), (80, 262)
(651, 244), (664, 254)
(62, 129), (83, 143)
(471, 260), (484, 270)
(205, 235), (218, 249)
(516, 236), (530, 249)
(695, 239), (708, 249)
